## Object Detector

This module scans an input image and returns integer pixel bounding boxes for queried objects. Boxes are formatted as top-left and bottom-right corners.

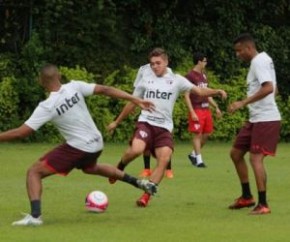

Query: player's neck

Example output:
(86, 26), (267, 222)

(193, 65), (203, 73)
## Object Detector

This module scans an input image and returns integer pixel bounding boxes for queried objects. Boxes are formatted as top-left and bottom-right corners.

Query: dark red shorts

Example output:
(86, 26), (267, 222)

(132, 122), (174, 157)
(39, 144), (102, 176)
(188, 109), (213, 134)
(234, 121), (281, 156)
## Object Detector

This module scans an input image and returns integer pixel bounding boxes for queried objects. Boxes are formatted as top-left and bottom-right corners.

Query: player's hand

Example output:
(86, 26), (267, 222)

(106, 121), (118, 135)
(136, 99), (155, 112)
(218, 90), (227, 100)
(190, 111), (199, 121)
(228, 101), (245, 114)
(215, 107), (222, 119)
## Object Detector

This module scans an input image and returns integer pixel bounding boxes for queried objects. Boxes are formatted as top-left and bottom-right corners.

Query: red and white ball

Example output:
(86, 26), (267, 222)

(85, 191), (109, 213)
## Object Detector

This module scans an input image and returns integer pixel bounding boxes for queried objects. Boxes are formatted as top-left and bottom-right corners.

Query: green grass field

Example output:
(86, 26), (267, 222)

(0, 142), (289, 242)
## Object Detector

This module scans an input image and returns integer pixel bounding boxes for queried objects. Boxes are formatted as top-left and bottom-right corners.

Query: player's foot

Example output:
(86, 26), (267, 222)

(165, 169), (174, 178)
(136, 193), (151, 207)
(12, 213), (43, 226)
(188, 154), (197, 166)
(136, 179), (157, 195)
(228, 196), (255, 209)
(196, 162), (207, 168)
(249, 204), (271, 215)
(139, 169), (151, 177)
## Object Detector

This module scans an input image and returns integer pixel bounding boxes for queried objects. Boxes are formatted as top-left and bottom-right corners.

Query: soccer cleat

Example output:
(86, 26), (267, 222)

(228, 196), (255, 209)
(188, 154), (197, 166)
(165, 169), (174, 178)
(139, 169), (151, 177)
(249, 204), (271, 215)
(136, 179), (157, 195)
(136, 193), (151, 207)
(12, 213), (43, 226)
(196, 162), (207, 168)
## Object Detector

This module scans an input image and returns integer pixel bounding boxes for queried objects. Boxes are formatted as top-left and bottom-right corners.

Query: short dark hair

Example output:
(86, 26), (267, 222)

(233, 33), (255, 45)
(148, 47), (168, 60)
(193, 52), (206, 65)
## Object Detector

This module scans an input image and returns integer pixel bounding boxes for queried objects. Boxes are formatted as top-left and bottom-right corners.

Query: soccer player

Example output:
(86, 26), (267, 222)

(185, 52), (222, 168)
(228, 33), (281, 215)
(107, 48), (227, 207)
(0, 64), (157, 226)
(108, 63), (174, 179)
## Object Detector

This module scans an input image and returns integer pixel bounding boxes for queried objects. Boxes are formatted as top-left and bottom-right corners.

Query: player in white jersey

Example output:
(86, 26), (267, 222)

(228, 33), (281, 215)
(0, 64), (158, 226)
(124, 64), (174, 178)
(107, 48), (227, 207)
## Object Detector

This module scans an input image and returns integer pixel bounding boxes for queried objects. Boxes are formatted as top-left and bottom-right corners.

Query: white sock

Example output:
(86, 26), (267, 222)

(196, 154), (203, 165)
(190, 151), (196, 157)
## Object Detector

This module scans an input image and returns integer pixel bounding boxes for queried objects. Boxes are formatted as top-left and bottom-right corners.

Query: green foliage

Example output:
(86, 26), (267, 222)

(0, 76), (20, 130)
(277, 95), (290, 142)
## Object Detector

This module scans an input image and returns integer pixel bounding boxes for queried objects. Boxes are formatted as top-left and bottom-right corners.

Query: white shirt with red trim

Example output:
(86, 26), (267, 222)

(25, 81), (103, 152)
(133, 71), (194, 132)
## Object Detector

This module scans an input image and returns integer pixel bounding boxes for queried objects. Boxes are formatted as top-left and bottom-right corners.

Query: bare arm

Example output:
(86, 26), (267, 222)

(208, 97), (222, 118)
(107, 102), (136, 134)
(228, 81), (273, 113)
(184, 91), (198, 121)
(0, 124), (34, 142)
(94, 84), (154, 111)
(191, 86), (227, 100)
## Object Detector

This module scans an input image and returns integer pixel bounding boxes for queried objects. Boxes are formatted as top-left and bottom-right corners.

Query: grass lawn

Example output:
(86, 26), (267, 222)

(0, 142), (289, 242)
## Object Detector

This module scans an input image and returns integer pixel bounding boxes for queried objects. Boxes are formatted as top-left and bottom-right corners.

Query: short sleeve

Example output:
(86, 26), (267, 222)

(25, 105), (53, 131)
(70, 80), (96, 97)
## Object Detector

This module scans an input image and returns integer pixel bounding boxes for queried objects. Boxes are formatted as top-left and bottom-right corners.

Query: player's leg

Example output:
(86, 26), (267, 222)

(137, 146), (172, 207)
(228, 147), (255, 209)
(165, 158), (174, 178)
(12, 144), (74, 226)
(228, 122), (255, 209)
(192, 132), (206, 167)
(108, 138), (146, 184)
(140, 150), (151, 177)
(83, 163), (157, 195)
(248, 152), (270, 214)
(248, 121), (280, 215)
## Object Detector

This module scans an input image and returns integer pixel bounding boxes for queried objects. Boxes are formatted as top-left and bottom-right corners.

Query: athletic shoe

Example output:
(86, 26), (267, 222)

(139, 169), (151, 177)
(12, 213), (43, 226)
(228, 196), (255, 209)
(249, 204), (271, 215)
(188, 154), (197, 165)
(196, 162), (207, 168)
(136, 179), (157, 195)
(136, 193), (151, 207)
(165, 169), (174, 178)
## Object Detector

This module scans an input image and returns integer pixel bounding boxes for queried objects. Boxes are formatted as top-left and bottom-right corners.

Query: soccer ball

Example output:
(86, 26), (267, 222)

(85, 190), (109, 213)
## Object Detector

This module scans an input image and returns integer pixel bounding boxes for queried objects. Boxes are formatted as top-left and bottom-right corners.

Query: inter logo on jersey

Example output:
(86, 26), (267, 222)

(145, 89), (172, 100)
(56, 92), (80, 115)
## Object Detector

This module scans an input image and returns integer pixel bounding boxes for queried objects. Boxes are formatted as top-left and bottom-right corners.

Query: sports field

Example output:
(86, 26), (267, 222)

(0, 142), (289, 242)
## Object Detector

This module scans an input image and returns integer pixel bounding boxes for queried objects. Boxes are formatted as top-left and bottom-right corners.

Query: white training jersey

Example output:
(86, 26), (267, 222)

(133, 64), (173, 88)
(133, 71), (194, 132)
(25, 81), (104, 152)
(247, 52), (281, 122)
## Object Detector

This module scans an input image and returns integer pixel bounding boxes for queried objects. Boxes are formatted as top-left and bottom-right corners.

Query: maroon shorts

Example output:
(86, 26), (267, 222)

(188, 109), (213, 134)
(40, 144), (102, 176)
(234, 121), (281, 156)
(132, 122), (174, 157)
